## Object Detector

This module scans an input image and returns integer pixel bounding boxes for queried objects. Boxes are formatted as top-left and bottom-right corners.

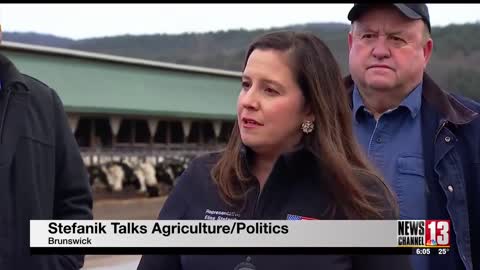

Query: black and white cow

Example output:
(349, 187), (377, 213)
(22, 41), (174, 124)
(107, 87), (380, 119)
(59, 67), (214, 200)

(84, 154), (196, 197)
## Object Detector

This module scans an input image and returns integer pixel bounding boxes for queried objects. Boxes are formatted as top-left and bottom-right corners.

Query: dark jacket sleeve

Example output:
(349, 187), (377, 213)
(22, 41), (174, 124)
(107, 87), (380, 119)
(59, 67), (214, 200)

(352, 170), (412, 270)
(137, 157), (198, 270)
(51, 89), (93, 269)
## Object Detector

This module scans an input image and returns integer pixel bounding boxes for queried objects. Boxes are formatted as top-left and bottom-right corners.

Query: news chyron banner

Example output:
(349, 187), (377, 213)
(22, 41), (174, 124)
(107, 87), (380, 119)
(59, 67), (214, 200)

(30, 220), (451, 255)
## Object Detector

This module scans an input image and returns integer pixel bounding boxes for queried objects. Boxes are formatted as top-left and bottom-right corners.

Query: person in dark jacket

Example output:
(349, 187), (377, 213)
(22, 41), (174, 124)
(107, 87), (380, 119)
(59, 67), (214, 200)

(345, 4), (479, 270)
(138, 31), (411, 270)
(0, 47), (93, 267)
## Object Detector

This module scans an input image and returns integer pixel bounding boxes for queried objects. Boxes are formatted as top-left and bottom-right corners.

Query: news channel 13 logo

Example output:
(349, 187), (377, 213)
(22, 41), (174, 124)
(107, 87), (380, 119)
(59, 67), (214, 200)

(397, 220), (450, 247)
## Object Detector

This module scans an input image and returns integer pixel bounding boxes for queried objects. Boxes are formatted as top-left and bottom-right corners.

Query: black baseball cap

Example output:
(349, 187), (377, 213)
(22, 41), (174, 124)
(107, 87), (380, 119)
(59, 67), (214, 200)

(347, 4), (431, 33)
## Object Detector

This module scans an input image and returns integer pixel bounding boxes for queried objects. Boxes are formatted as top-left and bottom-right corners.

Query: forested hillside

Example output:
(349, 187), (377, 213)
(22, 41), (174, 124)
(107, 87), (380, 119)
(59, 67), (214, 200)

(4, 22), (480, 100)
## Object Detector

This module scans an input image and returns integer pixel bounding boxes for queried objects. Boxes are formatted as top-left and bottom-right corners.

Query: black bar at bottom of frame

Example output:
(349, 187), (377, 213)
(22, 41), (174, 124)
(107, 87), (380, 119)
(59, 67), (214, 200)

(31, 247), (414, 255)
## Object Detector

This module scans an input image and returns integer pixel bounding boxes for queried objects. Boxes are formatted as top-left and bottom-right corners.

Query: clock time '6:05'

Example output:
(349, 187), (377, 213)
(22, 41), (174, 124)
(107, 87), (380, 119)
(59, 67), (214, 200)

(415, 248), (430, 255)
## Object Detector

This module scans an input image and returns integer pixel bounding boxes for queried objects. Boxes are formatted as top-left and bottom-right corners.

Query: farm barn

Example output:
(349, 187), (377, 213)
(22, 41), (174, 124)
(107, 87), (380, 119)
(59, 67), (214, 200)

(1, 41), (241, 197)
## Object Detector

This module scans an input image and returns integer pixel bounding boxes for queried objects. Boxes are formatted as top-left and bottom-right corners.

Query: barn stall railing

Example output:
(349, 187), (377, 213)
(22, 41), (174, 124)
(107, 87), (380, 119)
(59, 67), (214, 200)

(80, 143), (226, 165)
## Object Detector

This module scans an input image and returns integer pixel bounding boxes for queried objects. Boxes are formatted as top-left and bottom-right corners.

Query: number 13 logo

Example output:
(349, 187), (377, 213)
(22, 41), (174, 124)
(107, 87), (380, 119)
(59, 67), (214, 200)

(426, 220), (450, 246)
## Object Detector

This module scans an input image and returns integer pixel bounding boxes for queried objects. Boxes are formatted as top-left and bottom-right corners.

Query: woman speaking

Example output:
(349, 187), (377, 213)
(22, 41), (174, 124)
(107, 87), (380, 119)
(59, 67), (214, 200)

(137, 31), (410, 270)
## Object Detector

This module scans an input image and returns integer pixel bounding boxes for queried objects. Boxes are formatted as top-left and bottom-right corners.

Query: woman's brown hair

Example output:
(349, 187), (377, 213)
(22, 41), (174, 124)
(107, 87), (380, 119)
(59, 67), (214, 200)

(210, 31), (397, 219)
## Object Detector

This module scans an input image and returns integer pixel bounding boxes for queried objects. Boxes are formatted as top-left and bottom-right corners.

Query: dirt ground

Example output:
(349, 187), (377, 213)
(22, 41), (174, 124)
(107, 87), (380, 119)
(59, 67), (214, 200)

(82, 192), (169, 269)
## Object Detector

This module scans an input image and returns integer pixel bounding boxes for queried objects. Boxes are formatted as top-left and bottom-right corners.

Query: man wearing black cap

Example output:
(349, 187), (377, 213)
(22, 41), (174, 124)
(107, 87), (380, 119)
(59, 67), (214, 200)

(345, 4), (478, 270)
(0, 25), (92, 269)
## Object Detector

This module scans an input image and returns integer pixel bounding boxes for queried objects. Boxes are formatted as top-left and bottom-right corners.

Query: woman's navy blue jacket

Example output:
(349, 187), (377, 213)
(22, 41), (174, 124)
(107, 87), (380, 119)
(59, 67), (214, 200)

(138, 146), (411, 270)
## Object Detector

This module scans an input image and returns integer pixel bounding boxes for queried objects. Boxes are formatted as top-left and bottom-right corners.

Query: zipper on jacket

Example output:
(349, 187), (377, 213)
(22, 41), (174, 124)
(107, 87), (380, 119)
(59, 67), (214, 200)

(250, 160), (280, 219)
(250, 181), (261, 219)
(252, 189), (262, 219)
(248, 154), (289, 219)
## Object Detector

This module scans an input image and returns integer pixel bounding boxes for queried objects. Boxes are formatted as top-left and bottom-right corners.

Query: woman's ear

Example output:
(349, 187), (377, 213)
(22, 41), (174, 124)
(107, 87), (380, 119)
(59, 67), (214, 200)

(303, 104), (315, 123)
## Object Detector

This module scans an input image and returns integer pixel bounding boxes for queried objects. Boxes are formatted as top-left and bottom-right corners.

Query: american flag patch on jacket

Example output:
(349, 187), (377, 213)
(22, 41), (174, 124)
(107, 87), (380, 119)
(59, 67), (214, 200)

(286, 214), (317, 220)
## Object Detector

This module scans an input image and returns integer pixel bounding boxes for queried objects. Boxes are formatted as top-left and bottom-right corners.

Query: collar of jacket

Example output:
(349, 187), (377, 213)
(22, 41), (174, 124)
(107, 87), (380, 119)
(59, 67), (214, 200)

(239, 142), (314, 177)
(0, 53), (29, 92)
(344, 73), (479, 126)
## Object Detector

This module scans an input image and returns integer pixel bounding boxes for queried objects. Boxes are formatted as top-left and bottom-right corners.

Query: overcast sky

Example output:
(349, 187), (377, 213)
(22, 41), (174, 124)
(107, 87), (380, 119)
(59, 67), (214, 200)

(1, 4), (479, 40)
